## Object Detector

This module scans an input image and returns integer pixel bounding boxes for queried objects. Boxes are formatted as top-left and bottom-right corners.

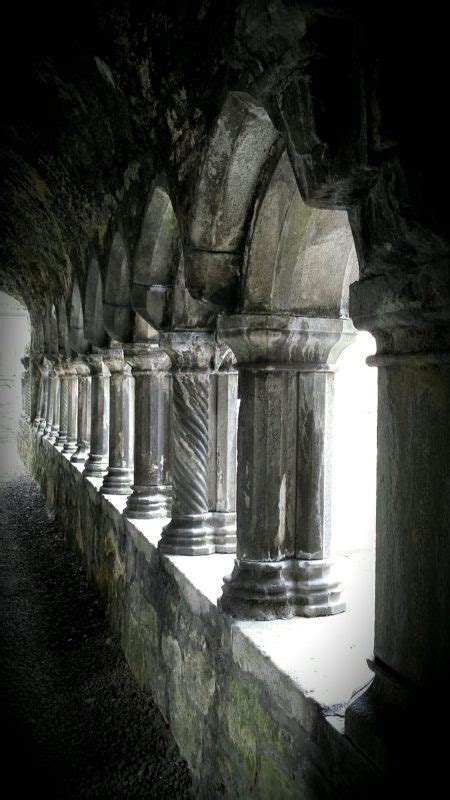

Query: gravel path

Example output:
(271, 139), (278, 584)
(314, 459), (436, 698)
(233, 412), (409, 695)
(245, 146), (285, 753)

(0, 473), (192, 799)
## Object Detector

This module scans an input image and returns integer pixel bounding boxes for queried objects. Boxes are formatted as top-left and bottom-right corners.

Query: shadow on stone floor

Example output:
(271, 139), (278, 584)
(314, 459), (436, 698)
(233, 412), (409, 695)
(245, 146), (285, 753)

(0, 472), (191, 800)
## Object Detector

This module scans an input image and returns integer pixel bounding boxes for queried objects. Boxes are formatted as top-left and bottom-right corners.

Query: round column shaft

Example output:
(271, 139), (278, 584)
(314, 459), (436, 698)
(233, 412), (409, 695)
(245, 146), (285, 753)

(43, 362), (56, 438)
(48, 361), (61, 444)
(217, 313), (355, 620)
(36, 358), (50, 433)
(71, 359), (91, 463)
(124, 343), (171, 518)
(212, 355), (238, 553)
(158, 332), (215, 555)
(83, 352), (110, 477)
(101, 347), (134, 495)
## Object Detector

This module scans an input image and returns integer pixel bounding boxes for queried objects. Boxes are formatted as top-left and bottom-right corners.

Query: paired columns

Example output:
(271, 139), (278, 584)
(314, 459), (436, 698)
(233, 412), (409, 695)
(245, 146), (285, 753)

(217, 314), (355, 620)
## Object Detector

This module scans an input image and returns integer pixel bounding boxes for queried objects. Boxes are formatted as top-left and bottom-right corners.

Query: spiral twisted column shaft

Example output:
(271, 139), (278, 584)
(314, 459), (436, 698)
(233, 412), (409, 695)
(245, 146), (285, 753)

(159, 332), (215, 556)
(63, 362), (78, 453)
(43, 362), (56, 438)
(56, 362), (69, 445)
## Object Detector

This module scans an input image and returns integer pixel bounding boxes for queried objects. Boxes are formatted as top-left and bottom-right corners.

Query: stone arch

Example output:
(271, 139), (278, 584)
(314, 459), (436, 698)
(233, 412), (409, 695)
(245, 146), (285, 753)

(241, 151), (358, 316)
(44, 304), (59, 356)
(186, 91), (283, 308)
(56, 297), (70, 356)
(69, 280), (88, 354)
(131, 186), (182, 330)
(84, 256), (108, 347)
(104, 230), (133, 342)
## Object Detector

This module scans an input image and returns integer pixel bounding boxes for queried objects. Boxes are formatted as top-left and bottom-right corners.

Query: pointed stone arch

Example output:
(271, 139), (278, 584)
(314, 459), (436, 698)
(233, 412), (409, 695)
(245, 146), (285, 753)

(69, 280), (88, 354)
(186, 91), (283, 308)
(44, 304), (59, 356)
(131, 186), (182, 330)
(84, 256), (107, 347)
(56, 297), (70, 355)
(241, 151), (358, 316)
(104, 230), (133, 342)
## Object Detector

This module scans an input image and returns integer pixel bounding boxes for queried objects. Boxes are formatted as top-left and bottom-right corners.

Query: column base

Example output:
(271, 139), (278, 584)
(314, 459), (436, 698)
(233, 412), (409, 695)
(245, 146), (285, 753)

(55, 433), (67, 446)
(124, 485), (172, 519)
(71, 445), (89, 463)
(345, 658), (436, 780)
(159, 513), (215, 555)
(83, 454), (108, 477)
(48, 426), (59, 444)
(63, 438), (77, 453)
(212, 511), (237, 553)
(101, 467), (134, 496)
(218, 557), (345, 620)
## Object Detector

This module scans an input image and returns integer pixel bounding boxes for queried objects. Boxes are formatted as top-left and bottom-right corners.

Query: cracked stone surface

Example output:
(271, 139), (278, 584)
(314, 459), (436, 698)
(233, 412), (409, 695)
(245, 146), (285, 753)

(0, 472), (191, 799)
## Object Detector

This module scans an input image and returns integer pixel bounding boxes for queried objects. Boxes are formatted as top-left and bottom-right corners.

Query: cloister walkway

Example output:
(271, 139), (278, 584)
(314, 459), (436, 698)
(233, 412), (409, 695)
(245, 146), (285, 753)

(0, 467), (191, 799)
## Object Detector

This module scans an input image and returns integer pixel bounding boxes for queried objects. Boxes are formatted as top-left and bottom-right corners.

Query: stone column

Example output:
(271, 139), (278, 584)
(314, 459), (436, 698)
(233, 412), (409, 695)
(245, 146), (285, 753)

(55, 361), (69, 446)
(212, 350), (238, 553)
(30, 354), (43, 425)
(47, 361), (61, 444)
(345, 268), (450, 772)
(101, 347), (134, 495)
(217, 314), (355, 620)
(83, 352), (110, 477)
(43, 361), (56, 438)
(63, 361), (78, 453)
(36, 358), (50, 433)
(158, 332), (215, 555)
(20, 357), (29, 418)
(124, 343), (171, 518)
(71, 359), (91, 463)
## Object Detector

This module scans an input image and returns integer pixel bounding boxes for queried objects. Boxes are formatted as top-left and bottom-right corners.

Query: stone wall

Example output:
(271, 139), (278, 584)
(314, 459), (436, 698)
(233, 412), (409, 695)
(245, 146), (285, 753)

(18, 421), (378, 799)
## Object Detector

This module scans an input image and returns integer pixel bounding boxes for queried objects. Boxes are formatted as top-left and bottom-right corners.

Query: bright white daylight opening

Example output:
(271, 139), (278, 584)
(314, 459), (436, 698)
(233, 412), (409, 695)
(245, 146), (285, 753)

(0, 291), (31, 480)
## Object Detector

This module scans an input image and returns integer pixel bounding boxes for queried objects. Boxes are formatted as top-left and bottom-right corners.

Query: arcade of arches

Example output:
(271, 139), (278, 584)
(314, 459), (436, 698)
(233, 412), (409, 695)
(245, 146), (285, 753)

(1, 3), (449, 797)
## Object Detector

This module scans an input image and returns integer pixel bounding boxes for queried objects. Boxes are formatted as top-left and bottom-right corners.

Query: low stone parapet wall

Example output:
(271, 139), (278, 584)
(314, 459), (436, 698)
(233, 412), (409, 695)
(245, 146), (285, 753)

(18, 420), (377, 799)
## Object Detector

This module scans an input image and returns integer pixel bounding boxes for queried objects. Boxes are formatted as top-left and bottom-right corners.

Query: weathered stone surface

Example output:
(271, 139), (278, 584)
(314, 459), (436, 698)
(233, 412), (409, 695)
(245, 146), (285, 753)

(217, 313), (355, 619)
(101, 347), (134, 496)
(18, 422), (379, 798)
(63, 361), (78, 453)
(124, 343), (172, 519)
(71, 358), (91, 463)
(83, 352), (110, 477)
(159, 333), (215, 555)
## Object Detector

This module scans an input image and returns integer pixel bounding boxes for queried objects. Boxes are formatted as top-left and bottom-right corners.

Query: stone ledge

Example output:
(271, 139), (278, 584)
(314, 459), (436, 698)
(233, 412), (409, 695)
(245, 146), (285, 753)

(19, 420), (379, 798)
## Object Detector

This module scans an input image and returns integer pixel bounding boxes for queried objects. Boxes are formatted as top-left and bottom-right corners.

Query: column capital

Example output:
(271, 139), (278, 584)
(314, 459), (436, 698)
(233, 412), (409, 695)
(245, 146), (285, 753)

(161, 331), (215, 371)
(124, 342), (171, 374)
(350, 265), (450, 364)
(72, 357), (91, 377)
(86, 352), (111, 377)
(101, 346), (129, 375)
(217, 313), (356, 370)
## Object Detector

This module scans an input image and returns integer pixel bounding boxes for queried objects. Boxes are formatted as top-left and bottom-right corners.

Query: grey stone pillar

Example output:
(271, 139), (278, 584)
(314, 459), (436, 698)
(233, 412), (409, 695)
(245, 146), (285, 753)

(345, 269), (450, 772)
(124, 343), (171, 518)
(217, 314), (355, 620)
(55, 362), (69, 446)
(101, 347), (135, 496)
(71, 359), (91, 463)
(83, 352), (110, 477)
(43, 361), (56, 439)
(30, 354), (42, 425)
(47, 361), (61, 444)
(63, 361), (78, 453)
(20, 358), (28, 418)
(159, 332), (215, 555)
(211, 350), (238, 553)
(36, 358), (50, 433)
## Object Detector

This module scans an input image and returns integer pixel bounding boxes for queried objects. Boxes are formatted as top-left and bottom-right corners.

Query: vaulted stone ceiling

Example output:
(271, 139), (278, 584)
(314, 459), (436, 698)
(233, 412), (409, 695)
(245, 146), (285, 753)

(1, 1), (449, 323)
